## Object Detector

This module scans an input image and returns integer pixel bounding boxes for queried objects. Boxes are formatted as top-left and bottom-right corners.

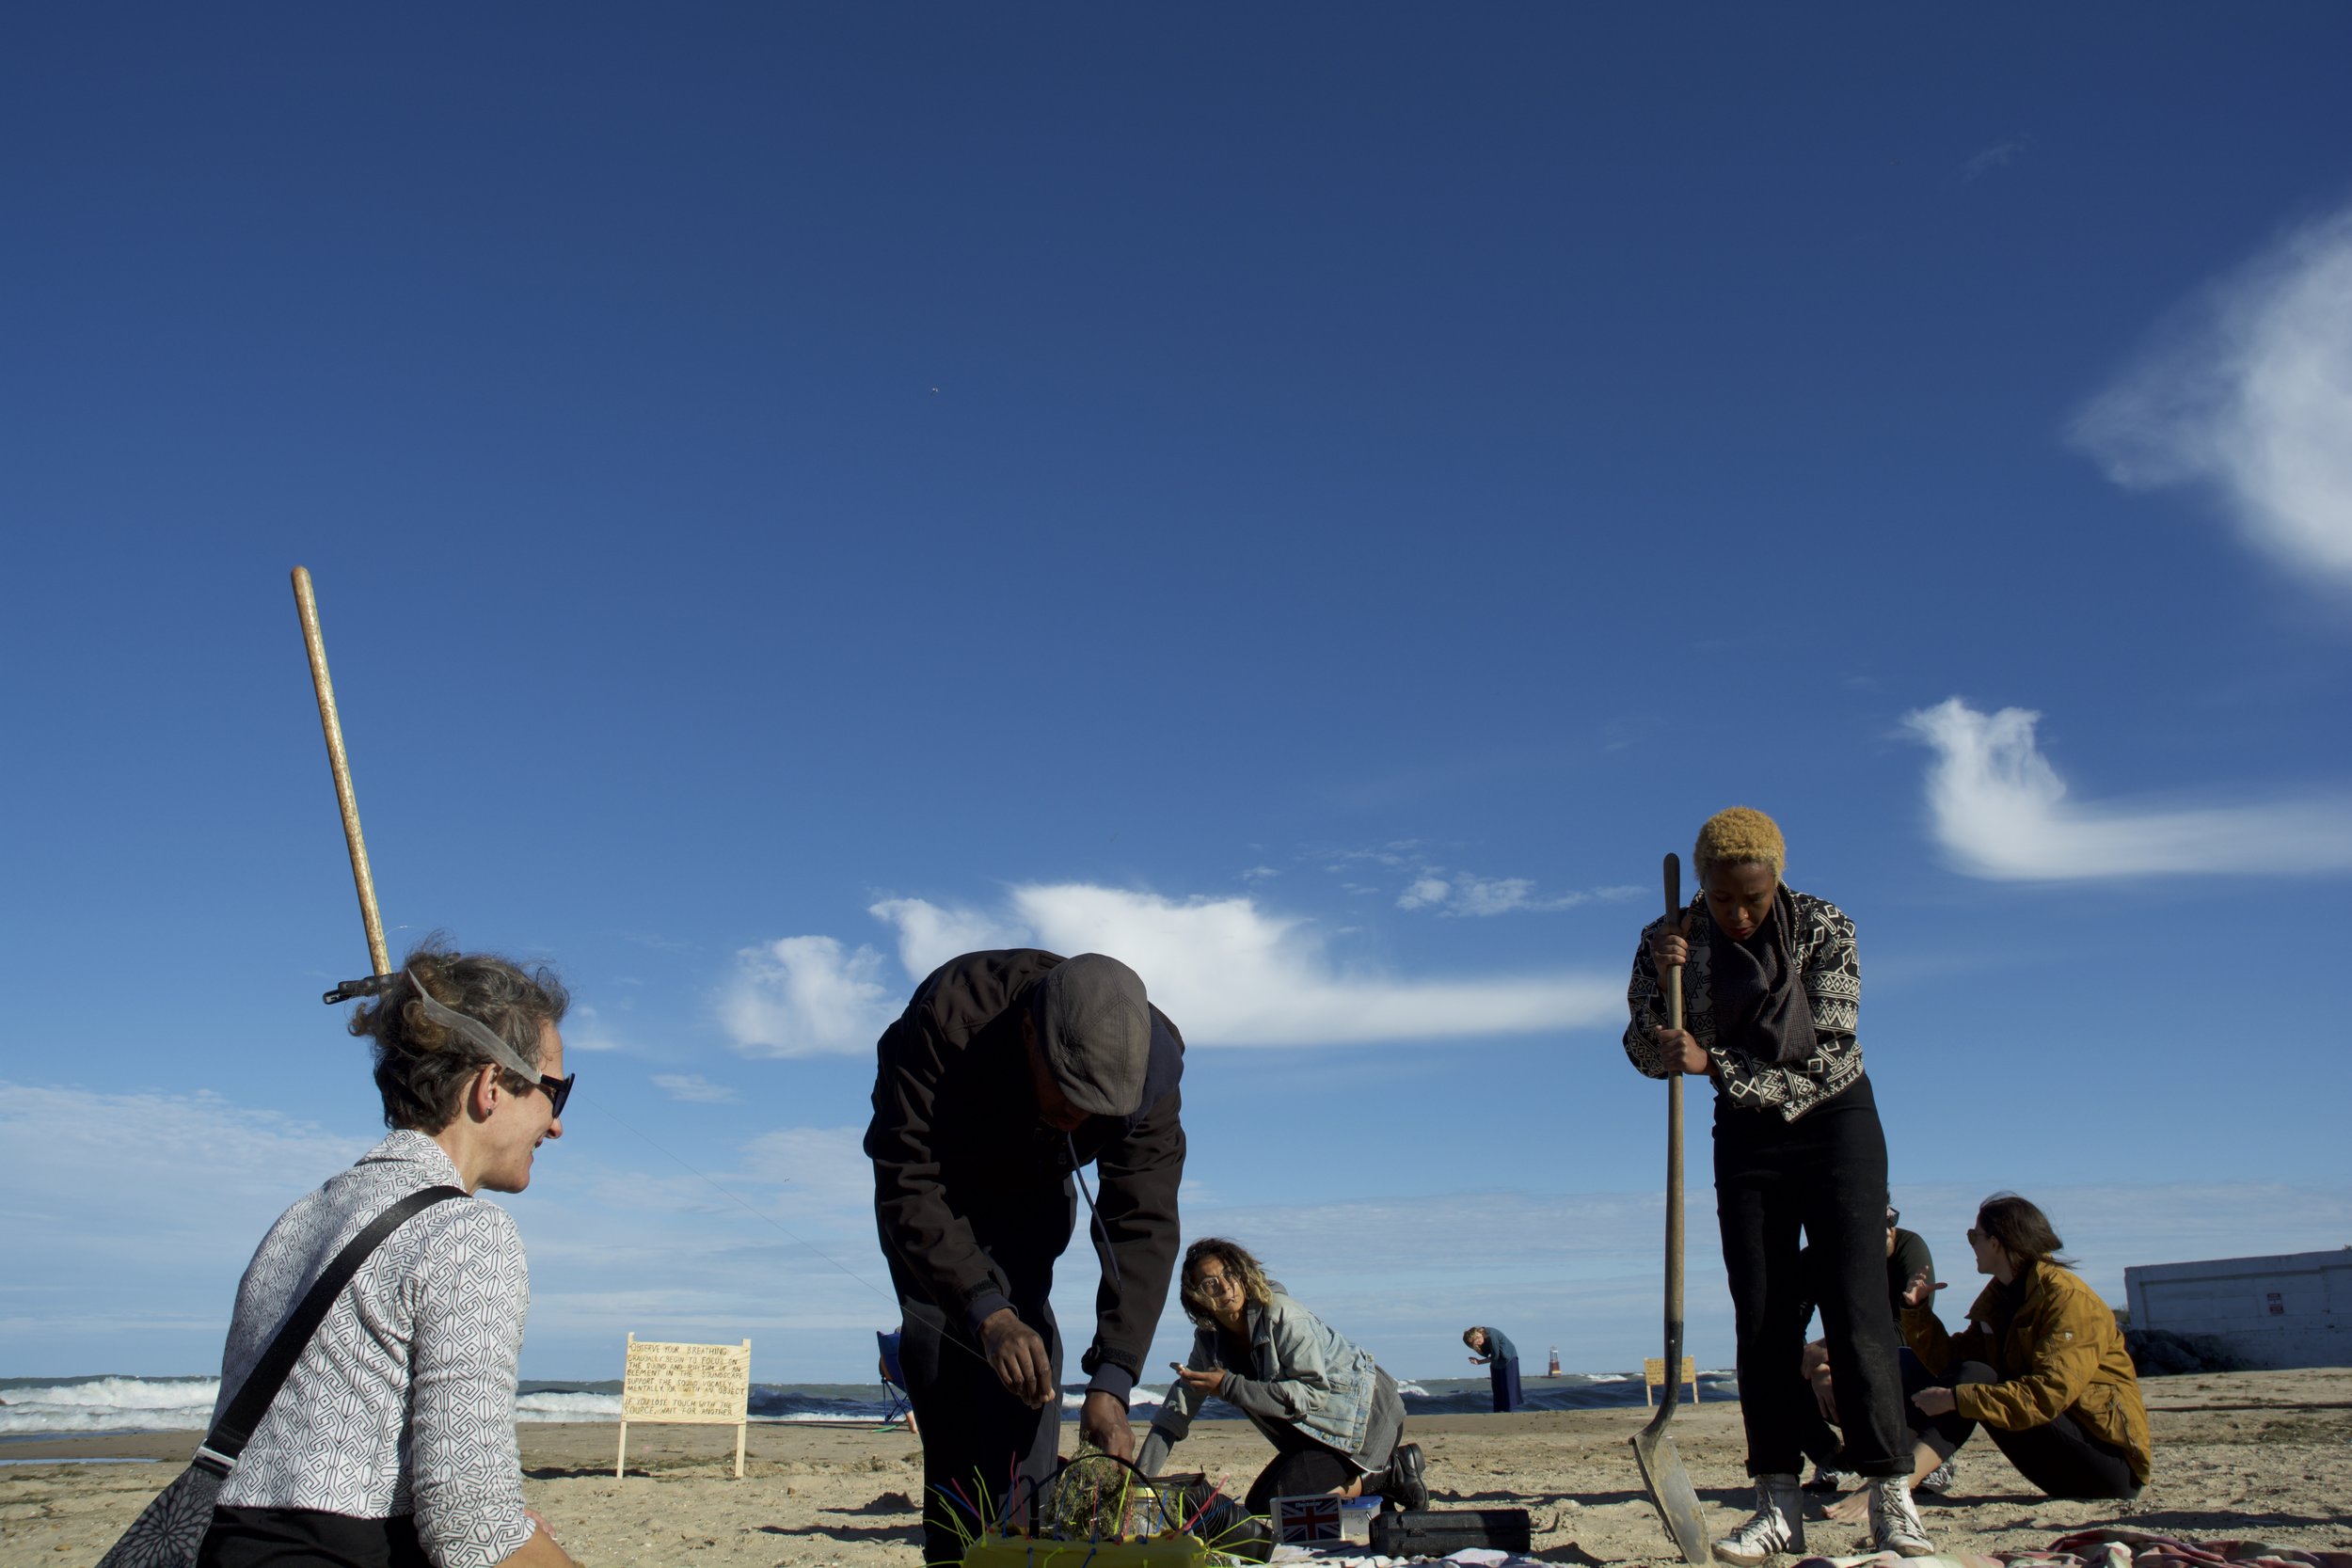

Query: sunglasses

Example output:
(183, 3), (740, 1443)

(1886, 1208), (1900, 1227)
(530, 1072), (576, 1118)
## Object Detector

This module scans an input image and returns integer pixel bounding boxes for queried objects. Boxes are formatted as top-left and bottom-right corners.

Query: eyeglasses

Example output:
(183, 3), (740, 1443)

(1885, 1208), (1900, 1227)
(531, 1073), (575, 1118)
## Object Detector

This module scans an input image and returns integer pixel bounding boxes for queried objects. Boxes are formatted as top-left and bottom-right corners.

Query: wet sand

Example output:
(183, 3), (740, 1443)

(7, 1369), (2347, 1565)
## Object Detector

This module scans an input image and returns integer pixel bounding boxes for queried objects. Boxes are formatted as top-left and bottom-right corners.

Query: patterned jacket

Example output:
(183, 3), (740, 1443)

(211, 1132), (534, 1568)
(1621, 888), (1864, 1122)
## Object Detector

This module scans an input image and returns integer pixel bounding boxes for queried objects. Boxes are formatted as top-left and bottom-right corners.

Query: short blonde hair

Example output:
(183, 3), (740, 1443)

(1694, 807), (1786, 878)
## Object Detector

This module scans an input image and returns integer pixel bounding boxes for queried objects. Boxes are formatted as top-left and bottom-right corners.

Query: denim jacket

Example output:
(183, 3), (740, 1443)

(1138, 1289), (1384, 1469)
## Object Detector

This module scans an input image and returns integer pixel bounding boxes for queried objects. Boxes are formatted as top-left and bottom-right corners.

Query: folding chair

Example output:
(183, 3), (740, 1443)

(877, 1329), (917, 1434)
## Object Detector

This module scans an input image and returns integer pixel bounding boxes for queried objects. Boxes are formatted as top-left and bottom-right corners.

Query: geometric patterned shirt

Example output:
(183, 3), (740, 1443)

(1621, 887), (1865, 1123)
(211, 1131), (534, 1568)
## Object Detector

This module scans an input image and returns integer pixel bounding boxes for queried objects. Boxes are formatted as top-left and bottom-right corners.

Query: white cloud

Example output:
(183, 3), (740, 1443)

(719, 935), (896, 1057)
(564, 1003), (628, 1053)
(1901, 697), (2352, 879)
(866, 895), (1022, 981)
(2071, 202), (2352, 585)
(1395, 876), (1452, 911)
(869, 883), (1622, 1046)
(649, 1073), (737, 1104)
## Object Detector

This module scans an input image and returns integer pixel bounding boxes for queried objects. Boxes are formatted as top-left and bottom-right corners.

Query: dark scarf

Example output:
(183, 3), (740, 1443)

(1708, 886), (1819, 1066)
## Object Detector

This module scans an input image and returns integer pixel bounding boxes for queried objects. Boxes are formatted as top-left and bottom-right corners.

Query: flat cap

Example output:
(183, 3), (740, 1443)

(1035, 954), (1151, 1118)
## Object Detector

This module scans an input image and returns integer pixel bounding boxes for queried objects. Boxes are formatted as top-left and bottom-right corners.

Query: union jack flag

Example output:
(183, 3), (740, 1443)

(1274, 1496), (1343, 1544)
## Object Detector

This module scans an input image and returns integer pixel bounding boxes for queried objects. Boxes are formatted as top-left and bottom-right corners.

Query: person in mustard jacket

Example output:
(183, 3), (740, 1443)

(1900, 1193), (2152, 1499)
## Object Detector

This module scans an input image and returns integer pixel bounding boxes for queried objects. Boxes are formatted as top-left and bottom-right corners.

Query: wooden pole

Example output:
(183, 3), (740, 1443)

(291, 567), (389, 975)
(735, 1339), (750, 1480)
(617, 1333), (633, 1479)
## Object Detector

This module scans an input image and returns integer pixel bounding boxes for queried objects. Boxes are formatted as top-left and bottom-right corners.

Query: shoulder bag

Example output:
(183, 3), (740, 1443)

(95, 1184), (468, 1568)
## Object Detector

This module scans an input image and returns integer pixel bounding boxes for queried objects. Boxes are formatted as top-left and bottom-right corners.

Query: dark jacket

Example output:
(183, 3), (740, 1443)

(866, 948), (1185, 1402)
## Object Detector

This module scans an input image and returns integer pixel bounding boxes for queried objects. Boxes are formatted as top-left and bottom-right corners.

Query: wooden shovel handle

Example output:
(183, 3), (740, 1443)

(1660, 853), (1687, 1388)
(293, 566), (389, 977)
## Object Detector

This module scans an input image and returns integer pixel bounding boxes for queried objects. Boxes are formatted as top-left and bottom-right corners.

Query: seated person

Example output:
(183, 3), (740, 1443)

(1137, 1239), (1428, 1517)
(199, 945), (580, 1568)
(1900, 1193), (2151, 1501)
(1794, 1207), (1956, 1512)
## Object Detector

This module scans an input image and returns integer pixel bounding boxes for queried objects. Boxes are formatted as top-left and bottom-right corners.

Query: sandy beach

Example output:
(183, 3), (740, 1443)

(6, 1369), (2345, 1566)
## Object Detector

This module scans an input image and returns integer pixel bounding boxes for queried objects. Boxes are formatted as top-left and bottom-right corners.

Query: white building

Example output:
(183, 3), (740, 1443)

(2123, 1248), (2351, 1370)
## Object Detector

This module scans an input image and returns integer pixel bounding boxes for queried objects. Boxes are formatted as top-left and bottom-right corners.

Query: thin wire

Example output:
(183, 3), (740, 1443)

(599, 1103), (1007, 1382)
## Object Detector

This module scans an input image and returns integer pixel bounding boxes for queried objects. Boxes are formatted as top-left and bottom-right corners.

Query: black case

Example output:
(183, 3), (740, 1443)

(1370, 1509), (1534, 1557)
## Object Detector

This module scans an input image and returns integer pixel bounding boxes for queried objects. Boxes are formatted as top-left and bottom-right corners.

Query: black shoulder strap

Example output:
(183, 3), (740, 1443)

(194, 1183), (469, 1474)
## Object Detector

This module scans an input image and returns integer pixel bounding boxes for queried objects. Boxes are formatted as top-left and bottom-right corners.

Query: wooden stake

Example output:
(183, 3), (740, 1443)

(291, 566), (389, 975)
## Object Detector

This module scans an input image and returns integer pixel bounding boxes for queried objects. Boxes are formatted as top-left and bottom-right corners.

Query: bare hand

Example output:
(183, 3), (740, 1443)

(1900, 1269), (1946, 1310)
(1650, 1027), (1709, 1075)
(1078, 1389), (1135, 1460)
(1173, 1363), (1229, 1398)
(981, 1307), (1056, 1407)
(1808, 1364), (1837, 1423)
(1648, 913), (1692, 973)
(1913, 1386), (1957, 1418)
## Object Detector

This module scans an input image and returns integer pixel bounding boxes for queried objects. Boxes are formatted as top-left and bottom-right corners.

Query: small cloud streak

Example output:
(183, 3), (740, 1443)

(1396, 873), (1637, 918)
(2071, 201), (2352, 586)
(650, 1073), (738, 1104)
(1901, 697), (2352, 879)
(1961, 134), (2030, 182)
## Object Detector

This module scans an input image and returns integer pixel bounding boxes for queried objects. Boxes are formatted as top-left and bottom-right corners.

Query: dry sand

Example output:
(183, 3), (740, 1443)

(7, 1369), (2346, 1566)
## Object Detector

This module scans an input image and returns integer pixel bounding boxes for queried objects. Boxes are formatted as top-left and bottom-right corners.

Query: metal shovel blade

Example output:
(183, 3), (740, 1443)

(1629, 1422), (1709, 1565)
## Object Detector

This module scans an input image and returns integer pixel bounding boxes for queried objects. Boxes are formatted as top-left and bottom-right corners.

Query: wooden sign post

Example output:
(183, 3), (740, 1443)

(1642, 1355), (1699, 1409)
(617, 1333), (753, 1480)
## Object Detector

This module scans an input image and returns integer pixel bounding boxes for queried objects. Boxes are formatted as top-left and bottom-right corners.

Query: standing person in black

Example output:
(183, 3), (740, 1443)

(866, 950), (1185, 1566)
(1624, 808), (1934, 1563)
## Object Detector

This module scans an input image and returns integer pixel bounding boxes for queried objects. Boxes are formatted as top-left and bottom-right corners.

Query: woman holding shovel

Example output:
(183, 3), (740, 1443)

(1624, 807), (1933, 1562)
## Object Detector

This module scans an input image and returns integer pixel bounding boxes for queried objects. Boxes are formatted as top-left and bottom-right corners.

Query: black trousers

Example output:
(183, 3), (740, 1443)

(889, 1187), (1077, 1567)
(1715, 1077), (1906, 1478)
(1915, 1360), (2140, 1499)
(199, 1509), (425, 1568)
(1243, 1433), (1361, 1517)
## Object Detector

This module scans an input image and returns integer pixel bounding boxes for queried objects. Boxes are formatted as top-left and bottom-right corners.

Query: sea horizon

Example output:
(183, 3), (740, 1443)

(0, 1369), (1740, 1439)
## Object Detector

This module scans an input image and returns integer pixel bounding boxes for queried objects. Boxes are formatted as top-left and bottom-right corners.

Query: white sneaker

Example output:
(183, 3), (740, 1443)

(1712, 1474), (1804, 1566)
(1867, 1476), (1935, 1559)
(1916, 1457), (1956, 1496)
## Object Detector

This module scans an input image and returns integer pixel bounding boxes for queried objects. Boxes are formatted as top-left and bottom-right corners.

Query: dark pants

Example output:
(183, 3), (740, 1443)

(199, 1509), (425, 1568)
(889, 1186), (1078, 1566)
(1488, 1355), (1523, 1413)
(1244, 1432), (1360, 1516)
(1915, 1361), (2139, 1499)
(1715, 1078), (1906, 1478)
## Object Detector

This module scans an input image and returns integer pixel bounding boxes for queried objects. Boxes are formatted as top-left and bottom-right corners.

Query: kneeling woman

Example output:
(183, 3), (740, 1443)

(1902, 1194), (2150, 1500)
(1137, 1239), (1427, 1518)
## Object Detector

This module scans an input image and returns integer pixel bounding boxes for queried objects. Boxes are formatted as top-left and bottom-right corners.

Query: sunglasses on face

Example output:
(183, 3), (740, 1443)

(531, 1072), (575, 1118)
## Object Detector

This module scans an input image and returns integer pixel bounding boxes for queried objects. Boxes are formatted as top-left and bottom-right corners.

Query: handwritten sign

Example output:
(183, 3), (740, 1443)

(1642, 1354), (1699, 1407)
(617, 1334), (751, 1479)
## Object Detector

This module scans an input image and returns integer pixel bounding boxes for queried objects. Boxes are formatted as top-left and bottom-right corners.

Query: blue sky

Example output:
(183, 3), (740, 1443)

(4, 6), (2350, 1388)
